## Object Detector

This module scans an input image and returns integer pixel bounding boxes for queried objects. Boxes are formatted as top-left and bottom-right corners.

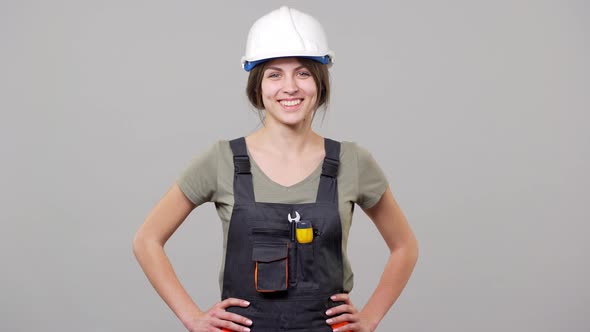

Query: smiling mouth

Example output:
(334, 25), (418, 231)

(279, 99), (303, 107)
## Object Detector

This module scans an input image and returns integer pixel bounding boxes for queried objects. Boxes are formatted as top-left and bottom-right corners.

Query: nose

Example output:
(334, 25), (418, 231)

(282, 75), (299, 94)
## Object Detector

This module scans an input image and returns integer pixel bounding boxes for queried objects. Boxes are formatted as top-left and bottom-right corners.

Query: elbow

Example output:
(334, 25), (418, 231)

(411, 239), (419, 265)
(393, 236), (419, 265)
(132, 228), (165, 258)
(132, 232), (145, 258)
(406, 232), (419, 259)
(132, 230), (154, 259)
(406, 235), (419, 268)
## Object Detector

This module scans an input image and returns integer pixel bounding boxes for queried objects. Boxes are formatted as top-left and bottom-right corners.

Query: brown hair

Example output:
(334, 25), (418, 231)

(246, 57), (331, 123)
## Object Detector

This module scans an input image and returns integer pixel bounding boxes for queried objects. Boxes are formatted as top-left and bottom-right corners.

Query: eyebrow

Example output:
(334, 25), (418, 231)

(265, 65), (308, 72)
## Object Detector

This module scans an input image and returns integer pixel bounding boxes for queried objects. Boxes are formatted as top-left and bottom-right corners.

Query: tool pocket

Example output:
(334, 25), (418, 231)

(252, 241), (289, 292)
(296, 228), (321, 290)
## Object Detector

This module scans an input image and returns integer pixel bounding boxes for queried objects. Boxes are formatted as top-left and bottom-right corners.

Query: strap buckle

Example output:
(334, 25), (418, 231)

(233, 155), (251, 174)
(321, 157), (339, 178)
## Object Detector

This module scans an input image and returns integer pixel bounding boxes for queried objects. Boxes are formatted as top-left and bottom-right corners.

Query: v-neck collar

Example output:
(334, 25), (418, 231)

(244, 139), (325, 190)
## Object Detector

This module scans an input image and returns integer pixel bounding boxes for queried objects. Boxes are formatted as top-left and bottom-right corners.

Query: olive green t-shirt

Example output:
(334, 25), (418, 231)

(176, 139), (389, 293)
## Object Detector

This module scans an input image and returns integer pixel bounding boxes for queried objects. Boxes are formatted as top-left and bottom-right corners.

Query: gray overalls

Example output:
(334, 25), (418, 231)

(222, 137), (346, 332)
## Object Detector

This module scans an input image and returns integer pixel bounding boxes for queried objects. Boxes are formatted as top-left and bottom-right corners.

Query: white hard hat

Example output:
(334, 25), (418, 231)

(241, 6), (335, 71)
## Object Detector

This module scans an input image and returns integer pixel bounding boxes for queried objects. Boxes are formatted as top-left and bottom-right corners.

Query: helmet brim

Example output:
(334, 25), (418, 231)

(242, 55), (332, 72)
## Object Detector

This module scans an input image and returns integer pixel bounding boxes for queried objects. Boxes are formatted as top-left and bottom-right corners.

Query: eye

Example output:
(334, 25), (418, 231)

(297, 71), (311, 78)
(266, 72), (281, 79)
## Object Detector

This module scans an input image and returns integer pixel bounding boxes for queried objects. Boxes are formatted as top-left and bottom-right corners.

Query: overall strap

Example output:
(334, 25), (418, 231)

(229, 137), (255, 203)
(316, 138), (340, 204)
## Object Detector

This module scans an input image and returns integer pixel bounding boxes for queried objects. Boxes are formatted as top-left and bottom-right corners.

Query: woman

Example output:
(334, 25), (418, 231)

(133, 6), (418, 332)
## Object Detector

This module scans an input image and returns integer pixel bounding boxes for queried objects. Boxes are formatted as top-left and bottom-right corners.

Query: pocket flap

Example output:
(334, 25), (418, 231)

(252, 242), (288, 262)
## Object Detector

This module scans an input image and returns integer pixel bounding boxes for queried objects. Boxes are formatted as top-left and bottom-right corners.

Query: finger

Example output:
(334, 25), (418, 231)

(216, 311), (253, 326)
(326, 313), (358, 326)
(218, 298), (251, 309)
(213, 317), (251, 332)
(326, 304), (358, 316)
(330, 293), (351, 304)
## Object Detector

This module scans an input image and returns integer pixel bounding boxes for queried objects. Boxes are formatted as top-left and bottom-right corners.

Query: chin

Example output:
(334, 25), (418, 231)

(278, 119), (307, 127)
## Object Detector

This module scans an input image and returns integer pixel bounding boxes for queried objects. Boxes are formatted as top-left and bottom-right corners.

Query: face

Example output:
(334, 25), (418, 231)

(260, 57), (318, 128)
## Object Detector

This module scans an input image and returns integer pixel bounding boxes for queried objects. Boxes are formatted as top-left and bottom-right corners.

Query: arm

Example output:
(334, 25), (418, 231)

(357, 186), (419, 330)
(328, 187), (419, 332)
(132, 183), (251, 332)
(132, 183), (201, 327)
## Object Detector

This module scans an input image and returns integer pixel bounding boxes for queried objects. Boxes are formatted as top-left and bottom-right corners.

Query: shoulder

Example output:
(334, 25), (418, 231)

(198, 139), (232, 160)
(178, 139), (232, 177)
(216, 139), (236, 162)
(331, 139), (374, 164)
(331, 140), (361, 184)
(176, 139), (228, 205)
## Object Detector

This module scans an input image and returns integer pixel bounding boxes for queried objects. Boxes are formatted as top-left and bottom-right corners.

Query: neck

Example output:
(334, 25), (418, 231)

(250, 121), (321, 157)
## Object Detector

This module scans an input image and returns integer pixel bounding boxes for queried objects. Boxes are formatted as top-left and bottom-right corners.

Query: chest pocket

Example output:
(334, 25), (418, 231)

(252, 241), (289, 292)
(250, 220), (323, 292)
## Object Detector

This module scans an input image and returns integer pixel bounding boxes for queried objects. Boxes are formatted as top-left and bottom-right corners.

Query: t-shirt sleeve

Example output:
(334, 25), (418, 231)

(175, 141), (219, 206)
(355, 143), (389, 210)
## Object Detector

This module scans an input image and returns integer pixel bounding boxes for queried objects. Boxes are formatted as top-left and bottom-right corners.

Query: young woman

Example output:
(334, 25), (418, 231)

(133, 6), (418, 332)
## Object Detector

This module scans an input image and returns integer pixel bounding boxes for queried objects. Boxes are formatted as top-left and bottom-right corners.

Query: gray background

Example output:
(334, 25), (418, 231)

(1, 0), (588, 331)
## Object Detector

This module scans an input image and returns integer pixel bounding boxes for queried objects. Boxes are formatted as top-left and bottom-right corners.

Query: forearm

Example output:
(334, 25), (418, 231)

(133, 239), (204, 328)
(359, 245), (419, 330)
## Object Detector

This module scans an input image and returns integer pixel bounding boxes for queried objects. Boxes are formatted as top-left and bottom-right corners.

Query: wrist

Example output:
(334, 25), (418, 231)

(358, 310), (380, 332)
(180, 309), (205, 330)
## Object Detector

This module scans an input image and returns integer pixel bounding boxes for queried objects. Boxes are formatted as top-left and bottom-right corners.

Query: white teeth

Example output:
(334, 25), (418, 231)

(280, 99), (302, 106)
